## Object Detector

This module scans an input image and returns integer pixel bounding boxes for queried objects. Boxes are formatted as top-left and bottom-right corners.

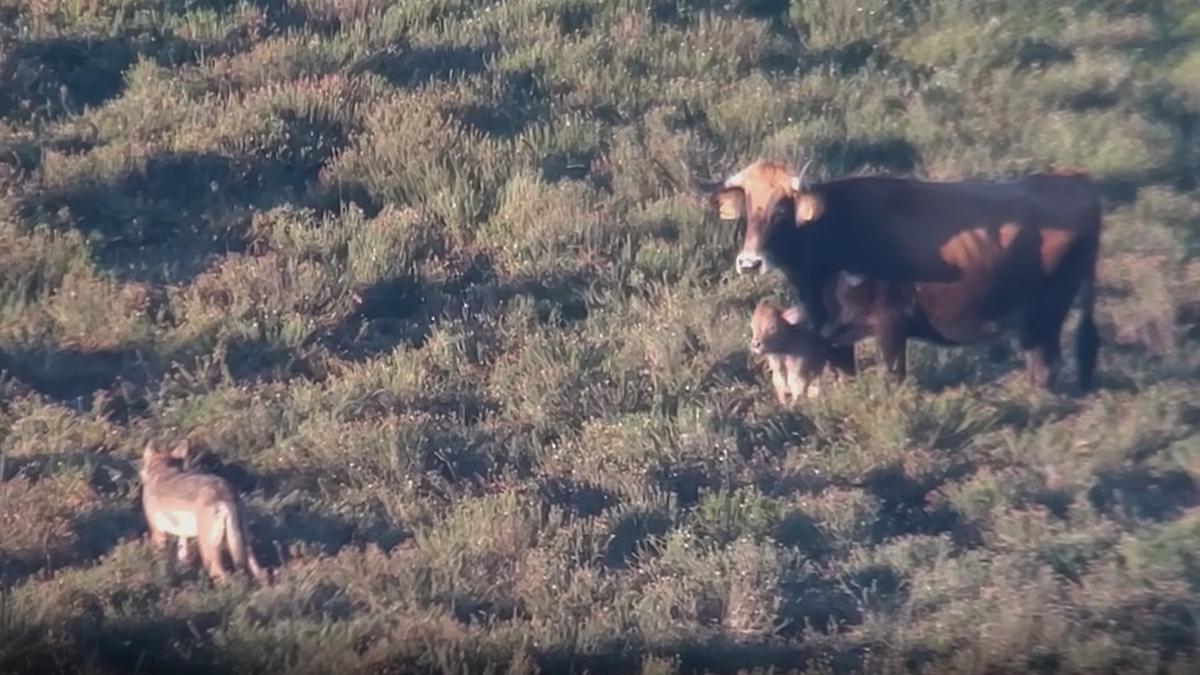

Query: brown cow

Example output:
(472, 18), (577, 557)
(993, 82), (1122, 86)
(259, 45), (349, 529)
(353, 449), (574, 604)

(697, 159), (1102, 391)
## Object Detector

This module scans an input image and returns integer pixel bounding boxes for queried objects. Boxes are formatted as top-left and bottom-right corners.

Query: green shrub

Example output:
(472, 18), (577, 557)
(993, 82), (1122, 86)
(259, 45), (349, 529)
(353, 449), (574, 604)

(327, 92), (509, 242)
(789, 0), (906, 50)
(172, 252), (356, 352)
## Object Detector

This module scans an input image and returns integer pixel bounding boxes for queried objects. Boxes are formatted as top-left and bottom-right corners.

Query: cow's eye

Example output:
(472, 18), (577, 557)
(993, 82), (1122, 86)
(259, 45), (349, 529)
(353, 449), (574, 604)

(773, 202), (791, 220)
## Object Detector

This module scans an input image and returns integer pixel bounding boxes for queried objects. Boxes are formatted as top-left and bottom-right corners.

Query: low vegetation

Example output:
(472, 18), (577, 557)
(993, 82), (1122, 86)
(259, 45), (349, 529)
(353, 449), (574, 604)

(1, 0), (1199, 673)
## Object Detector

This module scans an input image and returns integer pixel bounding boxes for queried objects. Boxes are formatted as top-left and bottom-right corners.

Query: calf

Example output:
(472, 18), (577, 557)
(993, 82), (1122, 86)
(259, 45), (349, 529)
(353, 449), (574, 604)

(750, 300), (843, 404)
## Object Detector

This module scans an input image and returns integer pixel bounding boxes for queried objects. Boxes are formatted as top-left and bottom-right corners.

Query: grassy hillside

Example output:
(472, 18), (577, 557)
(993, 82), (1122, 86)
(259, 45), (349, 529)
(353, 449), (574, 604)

(2, 0), (1200, 672)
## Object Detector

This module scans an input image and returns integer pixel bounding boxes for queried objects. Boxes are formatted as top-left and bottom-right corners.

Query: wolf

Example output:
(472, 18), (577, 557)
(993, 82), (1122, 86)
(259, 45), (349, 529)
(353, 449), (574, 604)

(139, 439), (269, 584)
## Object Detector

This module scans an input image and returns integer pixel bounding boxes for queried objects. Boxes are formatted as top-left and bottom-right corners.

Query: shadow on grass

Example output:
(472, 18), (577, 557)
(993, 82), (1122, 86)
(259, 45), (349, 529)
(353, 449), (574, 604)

(460, 260), (593, 325)
(0, 449), (133, 487)
(1088, 468), (1199, 521)
(83, 615), (225, 675)
(862, 462), (978, 545)
(370, 638), (871, 675)
(805, 39), (880, 74)
(324, 275), (430, 362)
(352, 41), (497, 89)
(674, 641), (870, 675)
(0, 11), (317, 127)
(724, 408), (817, 460)
(815, 136), (922, 176)
(221, 336), (323, 386)
(699, 351), (758, 390)
(330, 255), (593, 365)
(259, 504), (358, 559)
(909, 340), (1022, 392)
(71, 505), (145, 562)
(452, 68), (551, 139)
(0, 345), (148, 408)
(774, 510), (831, 560)
(23, 132), (349, 284)
(848, 564), (908, 612)
(0, 477), (140, 586)
(0, 36), (135, 123)
(654, 463), (717, 508)
(603, 507), (673, 568)
(537, 476), (619, 518)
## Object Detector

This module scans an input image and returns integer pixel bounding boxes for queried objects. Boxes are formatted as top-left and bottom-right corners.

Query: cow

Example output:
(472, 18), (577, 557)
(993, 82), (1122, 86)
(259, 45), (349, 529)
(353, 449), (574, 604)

(696, 159), (1102, 391)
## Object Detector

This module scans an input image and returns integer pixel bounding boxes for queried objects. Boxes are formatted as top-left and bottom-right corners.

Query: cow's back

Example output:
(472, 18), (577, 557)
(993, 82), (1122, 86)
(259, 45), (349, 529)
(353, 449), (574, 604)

(812, 172), (1101, 343)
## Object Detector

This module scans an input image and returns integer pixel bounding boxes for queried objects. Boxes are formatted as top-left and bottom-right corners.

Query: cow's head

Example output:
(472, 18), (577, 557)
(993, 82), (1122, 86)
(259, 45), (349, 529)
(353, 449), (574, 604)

(695, 159), (824, 275)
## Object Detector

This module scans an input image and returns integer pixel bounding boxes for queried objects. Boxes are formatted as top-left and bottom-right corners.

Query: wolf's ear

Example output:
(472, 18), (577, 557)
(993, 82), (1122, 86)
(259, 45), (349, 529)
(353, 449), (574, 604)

(169, 439), (191, 461)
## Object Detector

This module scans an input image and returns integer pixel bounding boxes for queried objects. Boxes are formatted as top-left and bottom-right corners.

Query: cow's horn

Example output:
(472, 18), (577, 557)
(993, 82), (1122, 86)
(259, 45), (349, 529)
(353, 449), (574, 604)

(686, 159), (731, 193)
(692, 175), (728, 193)
(790, 159), (813, 192)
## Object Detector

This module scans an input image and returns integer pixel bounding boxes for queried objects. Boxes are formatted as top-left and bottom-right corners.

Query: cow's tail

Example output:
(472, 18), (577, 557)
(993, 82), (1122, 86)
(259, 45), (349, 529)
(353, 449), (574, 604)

(1075, 233), (1101, 393)
(225, 501), (270, 585)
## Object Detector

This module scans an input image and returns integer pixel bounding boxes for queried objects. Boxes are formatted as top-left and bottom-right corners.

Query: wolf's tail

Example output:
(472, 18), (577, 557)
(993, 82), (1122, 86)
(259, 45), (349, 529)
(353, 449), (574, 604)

(223, 502), (270, 584)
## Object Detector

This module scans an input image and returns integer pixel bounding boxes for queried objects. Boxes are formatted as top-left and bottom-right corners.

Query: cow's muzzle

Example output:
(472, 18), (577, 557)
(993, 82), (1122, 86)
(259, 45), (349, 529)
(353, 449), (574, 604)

(736, 253), (764, 275)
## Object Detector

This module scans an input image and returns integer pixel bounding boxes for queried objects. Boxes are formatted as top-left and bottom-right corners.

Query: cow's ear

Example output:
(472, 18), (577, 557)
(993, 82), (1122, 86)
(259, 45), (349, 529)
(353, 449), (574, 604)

(169, 439), (191, 461)
(713, 188), (745, 221)
(794, 192), (823, 224)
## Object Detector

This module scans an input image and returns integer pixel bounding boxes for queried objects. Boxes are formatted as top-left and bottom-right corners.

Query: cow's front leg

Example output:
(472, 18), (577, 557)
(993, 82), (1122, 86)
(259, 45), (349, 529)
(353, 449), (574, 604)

(789, 270), (831, 337)
(875, 314), (909, 380)
(827, 344), (856, 377)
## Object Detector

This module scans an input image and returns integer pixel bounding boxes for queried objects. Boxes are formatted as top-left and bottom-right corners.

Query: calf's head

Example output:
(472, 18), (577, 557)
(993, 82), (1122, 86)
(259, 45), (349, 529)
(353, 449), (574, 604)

(696, 159), (825, 275)
(750, 300), (806, 355)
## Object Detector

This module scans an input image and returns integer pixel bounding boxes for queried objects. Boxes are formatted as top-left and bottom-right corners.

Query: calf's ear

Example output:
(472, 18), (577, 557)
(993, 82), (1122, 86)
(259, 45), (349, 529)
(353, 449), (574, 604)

(781, 306), (806, 325)
(169, 439), (191, 461)
(713, 188), (746, 221)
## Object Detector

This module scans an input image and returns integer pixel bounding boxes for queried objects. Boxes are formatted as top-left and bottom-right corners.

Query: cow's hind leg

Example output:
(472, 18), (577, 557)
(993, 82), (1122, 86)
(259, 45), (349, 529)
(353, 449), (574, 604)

(1024, 233), (1101, 392)
(875, 315), (908, 380)
(1020, 336), (1060, 389)
(1020, 288), (1075, 390)
(1073, 238), (1100, 392)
